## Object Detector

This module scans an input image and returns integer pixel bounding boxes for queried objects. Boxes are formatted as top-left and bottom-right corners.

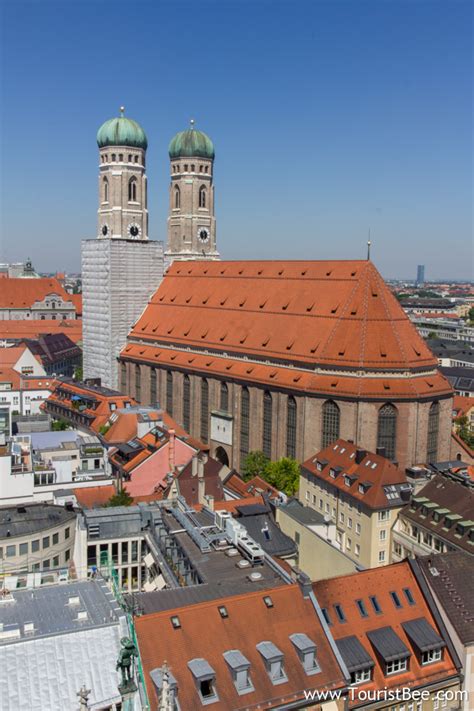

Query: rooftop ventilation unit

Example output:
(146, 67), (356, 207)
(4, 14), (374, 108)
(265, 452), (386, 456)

(68, 596), (80, 606)
(225, 548), (239, 558)
(247, 572), (263, 582)
(76, 610), (88, 621)
(237, 559), (251, 569)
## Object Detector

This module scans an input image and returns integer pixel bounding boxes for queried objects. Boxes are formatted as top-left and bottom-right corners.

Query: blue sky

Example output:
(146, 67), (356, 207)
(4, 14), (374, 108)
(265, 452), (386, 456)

(0, 0), (472, 279)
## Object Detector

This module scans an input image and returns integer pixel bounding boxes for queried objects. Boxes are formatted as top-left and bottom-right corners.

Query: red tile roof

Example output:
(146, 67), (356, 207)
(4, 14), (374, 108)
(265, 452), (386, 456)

(73, 485), (116, 508)
(122, 261), (452, 400)
(0, 277), (78, 310)
(225, 473), (280, 498)
(0, 319), (82, 344)
(302, 439), (408, 509)
(314, 561), (459, 706)
(135, 584), (347, 711)
(452, 395), (474, 418)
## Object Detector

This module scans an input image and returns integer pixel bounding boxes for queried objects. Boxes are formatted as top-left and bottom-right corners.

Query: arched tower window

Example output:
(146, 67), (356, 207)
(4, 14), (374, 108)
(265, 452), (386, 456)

(377, 403), (397, 461)
(199, 185), (207, 208)
(183, 375), (191, 432)
(220, 382), (228, 412)
(240, 387), (250, 462)
(150, 368), (157, 405)
(287, 396), (297, 458)
(427, 402), (440, 462)
(103, 177), (108, 202)
(174, 185), (180, 209)
(263, 391), (273, 458)
(135, 364), (141, 403)
(200, 378), (209, 443)
(128, 177), (137, 202)
(322, 400), (340, 449)
(166, 371), (173, 415)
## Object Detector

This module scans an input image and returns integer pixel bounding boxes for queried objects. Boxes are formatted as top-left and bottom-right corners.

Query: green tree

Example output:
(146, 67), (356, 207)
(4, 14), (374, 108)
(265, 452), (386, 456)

(51, 419), (69, 431)
(455, 415), (474, 449)
(73, 365), (83, 381)
(468, 306), (474, 323)
(105, 488), (133, 507)
(265, 457), (300, 497)
(241, 450), (270, 481)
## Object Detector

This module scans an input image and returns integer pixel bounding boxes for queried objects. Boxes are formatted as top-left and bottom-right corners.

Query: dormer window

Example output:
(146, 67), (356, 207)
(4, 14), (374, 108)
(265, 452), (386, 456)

(330, 469), (336, 479)
(351, 668), (372, 684)
(316, 461), (323, 472)
(290, 633), (321, 676)
(256, 641), (288, 685)
(223, 650), (254, 695)
(188, 658), (219, 705)
(344, 475), (351, 487)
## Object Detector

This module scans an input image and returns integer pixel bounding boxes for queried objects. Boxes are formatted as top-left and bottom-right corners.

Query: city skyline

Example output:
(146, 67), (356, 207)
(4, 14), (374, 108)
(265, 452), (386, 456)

(0, 0), (472, 280)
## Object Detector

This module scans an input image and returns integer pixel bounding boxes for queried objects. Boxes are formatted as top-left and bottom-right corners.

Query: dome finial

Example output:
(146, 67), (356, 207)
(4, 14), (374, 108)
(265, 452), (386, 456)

(190, 118), (195, 130)
(120, 105), (125, 117)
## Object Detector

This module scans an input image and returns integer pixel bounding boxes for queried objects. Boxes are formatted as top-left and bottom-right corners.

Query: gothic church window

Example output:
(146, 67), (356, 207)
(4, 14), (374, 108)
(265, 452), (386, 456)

(183, 375), (191, 432)
(199, 185), (207, 208)
(427, 402), (440, 462)
(377, 403), (397, 460)
(150, 368), (157, 405)
(240, 387), (250, 462)
(287, 396), (297, 458)
(128, 178), (137, 202)
(322, 400), (340, 448)
(166, 371), (173, 415)
(135, 365), (141, 402)
(201, 378), (209, 442)
(220, 382), (229, 412)
(174, 185), (180, 209)
(263, 391), (272, 458)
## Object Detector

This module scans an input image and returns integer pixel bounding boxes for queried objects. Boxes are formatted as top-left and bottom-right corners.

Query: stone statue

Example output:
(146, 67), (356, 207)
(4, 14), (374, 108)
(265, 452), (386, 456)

(116, 637), (138, 694)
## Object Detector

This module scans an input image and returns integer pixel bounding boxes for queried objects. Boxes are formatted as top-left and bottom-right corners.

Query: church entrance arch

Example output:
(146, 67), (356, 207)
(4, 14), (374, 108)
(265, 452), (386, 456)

(215, 446), (230, 467)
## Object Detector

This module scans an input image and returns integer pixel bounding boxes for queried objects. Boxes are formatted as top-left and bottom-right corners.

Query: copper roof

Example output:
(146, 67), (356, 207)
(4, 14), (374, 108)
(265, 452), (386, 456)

(123, 260), (452, 400)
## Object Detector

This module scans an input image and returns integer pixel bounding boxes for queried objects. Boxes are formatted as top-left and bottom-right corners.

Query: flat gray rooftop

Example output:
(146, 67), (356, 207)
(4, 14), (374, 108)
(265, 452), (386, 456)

(0, 503), (76, 539)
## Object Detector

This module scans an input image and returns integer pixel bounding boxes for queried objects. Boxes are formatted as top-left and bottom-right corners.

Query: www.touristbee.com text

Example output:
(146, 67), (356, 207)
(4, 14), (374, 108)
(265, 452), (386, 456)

(303, 687), (467, 704)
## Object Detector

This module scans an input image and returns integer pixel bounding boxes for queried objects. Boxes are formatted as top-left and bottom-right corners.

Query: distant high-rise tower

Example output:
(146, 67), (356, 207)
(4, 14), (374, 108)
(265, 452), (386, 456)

(416, 265), (425, 287)
(165, 121), (219, 264)
(82, 108), (163, 390)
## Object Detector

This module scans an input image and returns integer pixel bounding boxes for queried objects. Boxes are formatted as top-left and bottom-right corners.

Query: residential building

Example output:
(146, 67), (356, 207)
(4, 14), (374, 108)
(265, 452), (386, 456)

(21, 332), (82, 377)
(299, 439), (412, 568)
(82, 108), (163, 389)
(427, 339), (474, 369)
(441, 366), (474, 397)
(0, 345), (53, 415)
(0, 257), (39, 278)
(413, 316), (474, 343)
(314, 560), (463, 709)
(392, 475), (474, 561)
(0, 579), (129, 711)
(0, 502), (75, 577)
(418, 552), (474, 710)
(0, 317), (82, 345)
(452, 396), (474, 431)
(120, 260), (453, 471)
(0, 277), (79, 320)
(43, 377), (135, 433)
(134, 582), (348, 710)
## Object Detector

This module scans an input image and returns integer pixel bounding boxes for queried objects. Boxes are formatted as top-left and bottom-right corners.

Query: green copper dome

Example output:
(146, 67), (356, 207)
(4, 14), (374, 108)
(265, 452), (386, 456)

(97, 108), (148, 150)
(169, 122), (214, 159)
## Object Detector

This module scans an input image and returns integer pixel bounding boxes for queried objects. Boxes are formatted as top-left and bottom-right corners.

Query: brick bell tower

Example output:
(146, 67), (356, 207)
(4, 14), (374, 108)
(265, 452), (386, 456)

(165, 120), (219, 263)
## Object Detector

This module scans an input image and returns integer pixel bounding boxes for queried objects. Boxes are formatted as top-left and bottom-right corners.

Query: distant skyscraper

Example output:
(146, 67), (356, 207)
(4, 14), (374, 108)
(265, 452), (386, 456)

(416, 265), (425, 286)
(82, 108), (163, 390)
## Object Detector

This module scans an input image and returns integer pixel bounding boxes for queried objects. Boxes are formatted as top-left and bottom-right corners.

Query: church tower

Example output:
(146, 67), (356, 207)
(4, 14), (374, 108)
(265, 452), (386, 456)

(96, 107), (148, 240)
(165, 121), (219, 262)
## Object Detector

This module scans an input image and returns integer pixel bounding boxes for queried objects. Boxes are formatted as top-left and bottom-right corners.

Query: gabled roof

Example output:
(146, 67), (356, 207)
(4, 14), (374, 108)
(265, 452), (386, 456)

(0, 277), (77, 309)
(302, 439), (409, 510)
(175, 456), (226, 505)
(134, 584), (347, 710)
(0, 319), (82, 344)
(123, 260), (452, 401)
(73, 485), (116, 509)
(313, 561), (459, 706)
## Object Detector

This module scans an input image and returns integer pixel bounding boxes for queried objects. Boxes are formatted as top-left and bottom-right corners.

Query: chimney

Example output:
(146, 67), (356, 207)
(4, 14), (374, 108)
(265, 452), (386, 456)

(205, 494), (214, 511)
(168, 430), (176, 472)
(198, 473), (206, 506)
(297, 571), (312, 598)
(191, 452), (199, 477)
(355, 449), (366, 465)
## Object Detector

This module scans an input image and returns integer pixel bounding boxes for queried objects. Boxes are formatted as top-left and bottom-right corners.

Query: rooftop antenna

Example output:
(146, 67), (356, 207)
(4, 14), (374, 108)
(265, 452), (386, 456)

(367, 229), (371, 261)
(120, 106), (125, 117)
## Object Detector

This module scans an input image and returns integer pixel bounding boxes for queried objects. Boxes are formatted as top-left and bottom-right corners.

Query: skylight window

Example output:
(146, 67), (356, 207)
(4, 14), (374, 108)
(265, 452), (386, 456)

(321, 608), (332, 626)
(263, 596), (274, 608)
(334, 604), (347, 623)
(218, 606), (229, 618)
(403, 588), (415, 606)
(369, 596), (382, 614)
(390, 592), (403, 609)
(171, 616), (181, 629)
(356, 599), (369, 618)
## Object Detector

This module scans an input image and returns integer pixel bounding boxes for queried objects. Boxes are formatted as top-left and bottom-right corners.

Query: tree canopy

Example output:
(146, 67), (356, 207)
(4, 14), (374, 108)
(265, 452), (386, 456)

(241, 451), (300, 496)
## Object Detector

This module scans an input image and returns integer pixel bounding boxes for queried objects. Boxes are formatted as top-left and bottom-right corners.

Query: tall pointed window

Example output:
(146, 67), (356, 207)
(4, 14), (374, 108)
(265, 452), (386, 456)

(287, 396), (297, 458)
(322, 400), (340, 448)
(199, 185), (207, 208)
(120, 362), (127, 393)
(201, 378), (209, 442)
(377, 403), (397, 460)
(166, 371), (173, 415)
(427, 402), (440, 462)
(174, 185), (180, 209)
(263, 391), (273, 458)
(135, 364), (141, 403)
(150, 368), (157, 405)
(183, 375), (191, 432)
(103, 177), (109, 202)
(220, 382), (229, 412)
(128, 177), (137, 201)
(240, 387), (250, 462)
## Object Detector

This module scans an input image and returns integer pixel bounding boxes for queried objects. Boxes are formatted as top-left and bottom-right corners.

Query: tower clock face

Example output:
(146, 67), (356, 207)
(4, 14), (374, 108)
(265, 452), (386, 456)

(101, 224), (109, 237)
(128, 223), (141, 238)
(198, 227), (210, 243)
